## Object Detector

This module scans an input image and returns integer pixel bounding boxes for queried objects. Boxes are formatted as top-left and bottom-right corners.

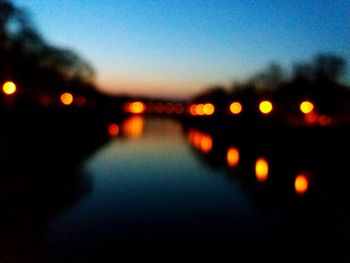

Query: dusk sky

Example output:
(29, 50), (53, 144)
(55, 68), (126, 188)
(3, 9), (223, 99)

(13, 0), (350, 99)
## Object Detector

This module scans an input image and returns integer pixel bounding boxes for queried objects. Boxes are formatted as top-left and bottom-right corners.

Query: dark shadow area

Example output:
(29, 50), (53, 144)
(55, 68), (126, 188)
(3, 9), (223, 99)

(183, 123), (350, 262)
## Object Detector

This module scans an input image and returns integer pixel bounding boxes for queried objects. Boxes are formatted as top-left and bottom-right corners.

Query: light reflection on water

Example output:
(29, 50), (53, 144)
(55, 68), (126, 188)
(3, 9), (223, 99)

(45, 117), (350, 262)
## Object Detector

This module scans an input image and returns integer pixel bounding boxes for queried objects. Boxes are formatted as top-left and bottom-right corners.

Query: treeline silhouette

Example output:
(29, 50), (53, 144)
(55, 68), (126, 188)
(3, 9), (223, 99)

(189, 53), (349, 127)
(0, 0), (97, 105)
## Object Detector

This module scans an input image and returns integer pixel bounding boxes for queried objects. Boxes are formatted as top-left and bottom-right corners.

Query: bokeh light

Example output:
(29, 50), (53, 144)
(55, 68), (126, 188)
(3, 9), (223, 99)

(60, 92), (74, 105)
(259, 101), (273, 114)
(300, 101), (314, 114)
(295, 174), (309, 195)
(227, 147), (240, 167)
(255, 157), (269, 182)
(2, 81), (16, 95)
(230, 102), (242, 115)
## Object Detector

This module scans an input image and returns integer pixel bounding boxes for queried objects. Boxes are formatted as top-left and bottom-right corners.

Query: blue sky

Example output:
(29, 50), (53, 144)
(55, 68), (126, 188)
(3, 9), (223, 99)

(13, 0), (350, 99)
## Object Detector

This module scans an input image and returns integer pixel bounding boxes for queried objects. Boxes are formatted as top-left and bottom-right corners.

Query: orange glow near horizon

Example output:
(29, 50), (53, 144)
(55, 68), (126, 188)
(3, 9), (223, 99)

(2, 81), (17, 95)
(295, 174), (309, 195)
(255, 157), (269, 182)
(60, 92), (74, 105)
(300, 101), (314, 114)
(122, 116), (144, 139)
(189, 103), (215, 116)
(259, 100), (273, 114)
(227, 147), (240, 167)
(230, 102), (242, 115)
(127, 101), (146, 114)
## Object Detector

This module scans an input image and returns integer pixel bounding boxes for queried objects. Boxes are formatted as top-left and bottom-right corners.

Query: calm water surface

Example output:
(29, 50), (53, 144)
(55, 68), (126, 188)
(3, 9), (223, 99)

(45, 117), (350, 262)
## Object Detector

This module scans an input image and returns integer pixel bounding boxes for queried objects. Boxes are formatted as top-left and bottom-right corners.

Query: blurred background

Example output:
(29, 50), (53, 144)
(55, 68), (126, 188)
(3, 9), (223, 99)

(0, 0), (350, 262)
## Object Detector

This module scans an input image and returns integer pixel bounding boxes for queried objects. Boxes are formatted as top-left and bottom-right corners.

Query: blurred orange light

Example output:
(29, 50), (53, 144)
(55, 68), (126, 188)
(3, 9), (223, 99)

(230, 102), (242, 115)
(300, 101), (314, 114)
(189, 105), (197, 116)
(259, 101), (273, 114)
(295, 174), (309, 195)
(122, 116), (144, 139)
(2, 81), (16, 95)
(255, 157), (269, 182)
(60, 92), (73, 105)
(188, 129), (213, 154)
(203, 103), (215, 115)
(129, 101), (145, 114)
(196, 104), (205, 115)
(201, 134), (213, 153)
(227, 147), (240, 167)
(108, 123), (120, 137)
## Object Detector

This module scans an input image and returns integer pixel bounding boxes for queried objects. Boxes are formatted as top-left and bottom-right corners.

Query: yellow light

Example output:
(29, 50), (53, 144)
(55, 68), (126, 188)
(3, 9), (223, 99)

(108, 123), (119, 137)
(255, 157), (269, 182)
(300, 101), (314, 114)
(295, 174), (309, 195)
(2, 81), (16, 95)
(60, 92), (73, 105)
(259, 100), (273, 114)
(230, 102), (242, 115)
(203, 103), (215, 115)
(129, 101), (145, 114)
(227, 147), (240, 167)
(196, 104), (205, 116)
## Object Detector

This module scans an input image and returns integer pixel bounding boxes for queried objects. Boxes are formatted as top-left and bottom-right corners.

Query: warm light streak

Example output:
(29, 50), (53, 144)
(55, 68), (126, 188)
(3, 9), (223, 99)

(295, 174), (309, 195)
(108, 123), (120, 137)
(2, 81), (16, 95)
(255, 157), (269, 182)
(188, 129), (213, 154)
(300, 101), (314, 114)
(227, 147), (240, 167)
(201, 135), (213, 153)
(60, 92), (74, 105)
(259, 100), (273, 114)
(122, 116), (144, 138)
(230, 102), (242, 115)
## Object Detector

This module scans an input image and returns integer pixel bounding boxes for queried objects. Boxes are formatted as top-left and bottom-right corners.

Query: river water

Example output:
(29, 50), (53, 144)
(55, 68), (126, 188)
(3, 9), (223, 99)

(43, 116), (350, 262)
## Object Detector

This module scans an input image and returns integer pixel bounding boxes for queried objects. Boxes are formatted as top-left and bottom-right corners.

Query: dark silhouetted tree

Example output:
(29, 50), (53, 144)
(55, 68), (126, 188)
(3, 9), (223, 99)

(0, 0), (96, 101)
(249, 62), (286, 89)
(313, 53), (346, 83)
